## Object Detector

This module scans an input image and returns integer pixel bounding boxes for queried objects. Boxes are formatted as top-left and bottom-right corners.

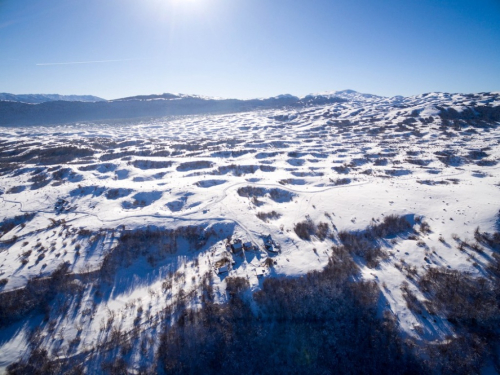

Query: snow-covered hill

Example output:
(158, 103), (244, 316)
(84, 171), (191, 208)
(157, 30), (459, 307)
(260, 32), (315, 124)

(0, 91), (499, 373)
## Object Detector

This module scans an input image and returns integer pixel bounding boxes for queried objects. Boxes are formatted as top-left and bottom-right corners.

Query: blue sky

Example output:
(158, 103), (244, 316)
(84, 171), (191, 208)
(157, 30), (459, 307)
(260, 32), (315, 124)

(1, 0), (499, 99)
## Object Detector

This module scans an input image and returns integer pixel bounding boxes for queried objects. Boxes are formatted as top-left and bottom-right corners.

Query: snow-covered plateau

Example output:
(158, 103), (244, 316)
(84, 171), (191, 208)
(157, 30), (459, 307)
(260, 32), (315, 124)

(0, 90), (500, 374)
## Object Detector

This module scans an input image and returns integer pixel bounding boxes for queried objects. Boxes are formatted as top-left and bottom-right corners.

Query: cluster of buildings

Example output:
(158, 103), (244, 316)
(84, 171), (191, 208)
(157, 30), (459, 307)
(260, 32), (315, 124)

(225, 238), (254, 253)
(216, 235), (279, 275)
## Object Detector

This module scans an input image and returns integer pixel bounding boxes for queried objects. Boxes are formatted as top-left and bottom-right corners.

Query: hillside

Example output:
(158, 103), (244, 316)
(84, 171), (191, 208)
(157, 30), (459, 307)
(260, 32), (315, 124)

(0, 91), (500, 374)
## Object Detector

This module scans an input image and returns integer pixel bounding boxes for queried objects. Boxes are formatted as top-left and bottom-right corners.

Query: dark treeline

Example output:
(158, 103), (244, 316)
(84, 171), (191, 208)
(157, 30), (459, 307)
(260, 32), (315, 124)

(158, 246), (424, 375)
(157, 222), (500, 375)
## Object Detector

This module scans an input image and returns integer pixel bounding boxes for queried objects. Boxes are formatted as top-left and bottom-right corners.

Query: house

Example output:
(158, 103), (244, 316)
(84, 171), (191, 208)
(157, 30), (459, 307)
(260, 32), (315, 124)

(266, 242), (279, 253)
(255, 267), (266, 277)
(263, 234), (278, 252)
(218, 265), (229, 274)
(231, 241), (243, 252)
(243, 241), (253, 250)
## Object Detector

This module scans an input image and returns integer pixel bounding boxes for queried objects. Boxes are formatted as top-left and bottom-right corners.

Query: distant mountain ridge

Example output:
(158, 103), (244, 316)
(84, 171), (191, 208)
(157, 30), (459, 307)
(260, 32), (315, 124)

(0, 93), (105, 104)
(111, 90), (374, 103)
(0, 90), (499, 126)
(0, 91), (347, 126)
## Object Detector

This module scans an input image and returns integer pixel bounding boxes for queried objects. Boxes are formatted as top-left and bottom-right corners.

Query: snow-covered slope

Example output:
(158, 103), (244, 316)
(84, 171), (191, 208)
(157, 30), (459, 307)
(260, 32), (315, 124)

(0, 91), (499, 373)
(304, 89), (383, 102)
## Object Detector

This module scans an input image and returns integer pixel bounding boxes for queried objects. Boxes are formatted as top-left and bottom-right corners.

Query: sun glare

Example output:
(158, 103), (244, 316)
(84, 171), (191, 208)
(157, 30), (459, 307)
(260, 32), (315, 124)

(153, 0), (207, 12)
(172, 0), (203, 5)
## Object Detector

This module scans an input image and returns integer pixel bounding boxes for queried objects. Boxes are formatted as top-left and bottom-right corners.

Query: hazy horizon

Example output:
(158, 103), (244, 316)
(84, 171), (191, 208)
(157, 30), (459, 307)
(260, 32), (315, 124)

(5, 88), (500, 102)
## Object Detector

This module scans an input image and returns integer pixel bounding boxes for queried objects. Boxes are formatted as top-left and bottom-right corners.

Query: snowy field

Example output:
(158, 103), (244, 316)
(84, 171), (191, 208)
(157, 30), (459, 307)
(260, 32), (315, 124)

(0, 91), (499, 372)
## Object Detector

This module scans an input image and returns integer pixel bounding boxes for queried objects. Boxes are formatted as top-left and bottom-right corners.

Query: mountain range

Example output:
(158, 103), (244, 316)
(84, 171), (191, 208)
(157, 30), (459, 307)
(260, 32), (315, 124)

(0, 93), (105, 104)
(0, 90), (499, 126)
(0, 90), (365, 126)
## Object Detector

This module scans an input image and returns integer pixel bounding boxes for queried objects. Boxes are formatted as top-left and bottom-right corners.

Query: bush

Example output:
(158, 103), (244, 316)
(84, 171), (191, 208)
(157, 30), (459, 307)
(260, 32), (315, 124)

(237, 187), (294, 203)
(294, 220), (330, 242)
(0, 262), (73, 328)
(474, 227), (500, 250)
(101, 357), (128, 375)
(294, 219), (317, 240)
(419, 221), (431, 234)
(268, 188), (294, 202)
(316, 222), (330, 241)
(264, 258), (275, 268)
(256, 211), (281, 222)
(225, 277), (249, 299)
(417, 266), (500, 374)
(338, 230), (384, 268)
(428, 334), (487, 375)
(176, 161), (212, 172)
(401, 282), (424, 315)
(237, 186), (266, 198)
(332, 178), (351, 186)
(0, 213), (36, 238)
(131, 160), (173, 170)
(332, 164), (350, 174)
(370, 215), (412, 238)
(419, 268), (499, 325)
(214, 164), (259, 176)
(337, 215), (411, 268)
(7, 348), (61, 375)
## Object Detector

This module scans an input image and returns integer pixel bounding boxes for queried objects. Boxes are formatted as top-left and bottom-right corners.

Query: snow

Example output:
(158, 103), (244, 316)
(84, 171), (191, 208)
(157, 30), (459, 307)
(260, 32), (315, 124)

(0, 90), (499, 371)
